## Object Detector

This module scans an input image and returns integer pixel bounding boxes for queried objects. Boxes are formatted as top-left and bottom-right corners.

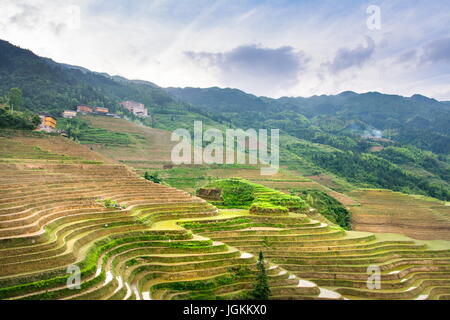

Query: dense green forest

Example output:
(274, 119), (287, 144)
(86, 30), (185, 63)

(0, 88), (40, 130)
(287, 144), (449, 200)
(297, 190), (352, 230)
(168, 88), (450, 155)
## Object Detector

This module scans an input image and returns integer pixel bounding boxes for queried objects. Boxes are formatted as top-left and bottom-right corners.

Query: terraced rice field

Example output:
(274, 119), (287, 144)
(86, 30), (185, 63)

(0, 133), (342, 300)
(81, 115), (176, 164)
(78, 116), (352, 197)
(349, 190), (450, 241)
(2, 132), (449, 300)
(181, 213), (450, 300)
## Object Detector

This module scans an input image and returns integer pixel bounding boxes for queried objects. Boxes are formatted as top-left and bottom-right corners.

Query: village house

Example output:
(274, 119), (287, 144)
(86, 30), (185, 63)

(119, 100), (148, 117)
(95, 106), (109, 114)
(62, 110), (77, 118)
(37, 115), (57, 132)
(73, 105), (116, 118)
(77, 105), (93, 114)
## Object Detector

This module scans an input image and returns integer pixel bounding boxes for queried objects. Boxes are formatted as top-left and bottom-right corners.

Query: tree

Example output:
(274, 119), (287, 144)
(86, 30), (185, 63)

(144, 171), (162, 184)
(8, 88), (23, 111)
(64, 119), (81, 141)
(0, 105), (40, 130)
(250, 251), (271, 300)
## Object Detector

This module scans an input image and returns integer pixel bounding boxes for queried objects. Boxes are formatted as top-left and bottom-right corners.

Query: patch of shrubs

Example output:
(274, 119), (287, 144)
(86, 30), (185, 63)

(96, 198), (126, 209)
(144, 171), (163, 184)
(249, 202), (289, 215)
(200, 178), (310, 216)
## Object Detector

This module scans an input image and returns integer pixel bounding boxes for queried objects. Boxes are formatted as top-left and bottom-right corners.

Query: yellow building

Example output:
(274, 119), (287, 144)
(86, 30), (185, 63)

(43, 116), (56, 128)
(95, 107), (109, 113)
(37, 115), (57, 132)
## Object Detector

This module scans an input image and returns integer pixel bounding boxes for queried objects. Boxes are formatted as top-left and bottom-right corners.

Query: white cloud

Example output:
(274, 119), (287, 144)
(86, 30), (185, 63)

(322, 36), (375, 74)
(0, 0), (449, 99)
(185, 44), (310, 96)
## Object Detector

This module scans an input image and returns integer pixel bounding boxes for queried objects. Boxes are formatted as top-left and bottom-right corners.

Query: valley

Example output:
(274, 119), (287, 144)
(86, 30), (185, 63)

(1, 38), (450, 301)
(61, 115), (450, 240)
(1, 130), (450, 300)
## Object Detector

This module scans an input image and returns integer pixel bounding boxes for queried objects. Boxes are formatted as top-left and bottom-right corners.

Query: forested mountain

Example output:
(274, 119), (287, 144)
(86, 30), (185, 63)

(167, 88), (450, 155)
(0, 39), (180, 118)
(167, 88), (450, 200)
(276, 92), (450, 154)
(1, 39), (449, 200)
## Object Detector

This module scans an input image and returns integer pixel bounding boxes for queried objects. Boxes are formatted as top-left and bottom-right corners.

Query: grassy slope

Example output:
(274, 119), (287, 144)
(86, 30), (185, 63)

(80, 115), (175, 164)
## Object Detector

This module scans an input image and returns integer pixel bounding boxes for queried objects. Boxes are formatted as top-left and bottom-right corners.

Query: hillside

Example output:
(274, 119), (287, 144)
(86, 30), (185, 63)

(76, 115), (175, 164)
(0, 39), (186, 121)
(0, 130), (342, 300)
(62, 115), (450, 241)
(1, 38), (450, 245)
(167, 87), (450, 200)
(64, 115), (355, 201)
(1, 39), (449, 201)
(168, 87), (450, 154)
(349, 190), (450, 241)
(2, 130), (450, 300)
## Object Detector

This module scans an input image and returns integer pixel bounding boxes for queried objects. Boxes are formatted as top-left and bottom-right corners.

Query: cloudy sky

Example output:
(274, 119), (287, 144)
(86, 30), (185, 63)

(1, 0), (450, 99)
